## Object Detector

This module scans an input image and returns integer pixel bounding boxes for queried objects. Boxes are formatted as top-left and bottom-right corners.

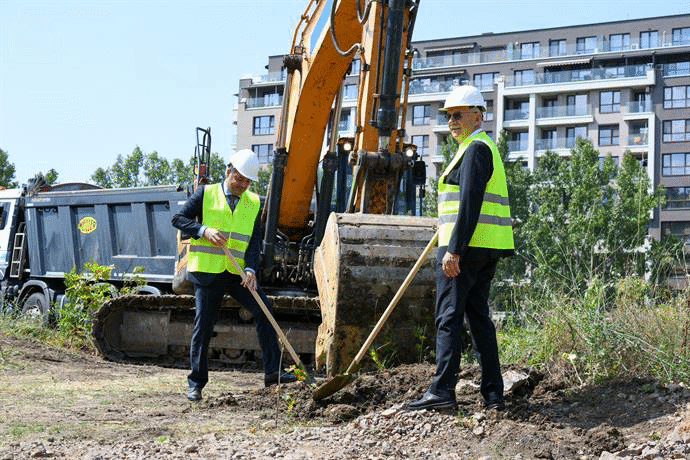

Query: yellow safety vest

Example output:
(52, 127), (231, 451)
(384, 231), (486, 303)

(438, 131), (514, 250)
(187, 183), (260, 274)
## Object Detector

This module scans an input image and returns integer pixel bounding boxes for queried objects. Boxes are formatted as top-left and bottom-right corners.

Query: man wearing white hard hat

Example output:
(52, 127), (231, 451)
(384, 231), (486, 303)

(408, 85), (514, 412)
(173, 149), (296, 401)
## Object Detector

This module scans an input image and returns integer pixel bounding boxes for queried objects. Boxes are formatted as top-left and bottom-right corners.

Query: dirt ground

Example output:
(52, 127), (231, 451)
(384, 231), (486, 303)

(2, 334), (690, 459)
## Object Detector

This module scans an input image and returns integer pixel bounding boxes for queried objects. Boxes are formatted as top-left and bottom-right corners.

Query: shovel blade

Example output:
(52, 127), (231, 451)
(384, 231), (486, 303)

(312, 373), (356, 401)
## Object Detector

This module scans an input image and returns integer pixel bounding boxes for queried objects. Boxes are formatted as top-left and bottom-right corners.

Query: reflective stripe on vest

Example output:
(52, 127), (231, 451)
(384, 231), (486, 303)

(187, 183), (260, 274)
(437, 131), (515, 250)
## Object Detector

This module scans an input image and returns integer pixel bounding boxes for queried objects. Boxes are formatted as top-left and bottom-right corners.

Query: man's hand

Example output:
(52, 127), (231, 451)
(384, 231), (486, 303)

(442, 251), (462, 278)
(242, 270), (258, 291)
(203, 228), (228, 247)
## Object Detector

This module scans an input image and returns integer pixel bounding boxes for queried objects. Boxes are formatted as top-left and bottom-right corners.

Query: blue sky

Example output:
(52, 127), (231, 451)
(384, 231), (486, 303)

(1, 0), (687, 184)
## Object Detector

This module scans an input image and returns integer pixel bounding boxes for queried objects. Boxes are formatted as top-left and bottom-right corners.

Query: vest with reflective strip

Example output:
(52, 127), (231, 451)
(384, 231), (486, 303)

(438, 131), (515, 250)
(187, 183), (260, 274)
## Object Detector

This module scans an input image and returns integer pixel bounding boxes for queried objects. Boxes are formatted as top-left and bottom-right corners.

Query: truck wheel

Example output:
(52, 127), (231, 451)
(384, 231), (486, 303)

(21, 292), (49, 319)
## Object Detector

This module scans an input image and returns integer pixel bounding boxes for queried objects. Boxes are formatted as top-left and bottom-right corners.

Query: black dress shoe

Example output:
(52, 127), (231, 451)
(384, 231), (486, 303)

(408, 391), (457, 411)
(484, 392), (505, 410)
(187, 387), (202, 401)
(264, 372), (298, 387)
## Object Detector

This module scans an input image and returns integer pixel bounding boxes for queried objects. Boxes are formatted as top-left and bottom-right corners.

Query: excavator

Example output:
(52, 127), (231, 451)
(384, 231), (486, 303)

(93, 0), (437, 376)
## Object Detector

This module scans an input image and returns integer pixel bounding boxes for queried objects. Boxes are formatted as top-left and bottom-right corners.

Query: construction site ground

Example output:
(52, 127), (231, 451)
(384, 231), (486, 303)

(2, 333), (690, 460)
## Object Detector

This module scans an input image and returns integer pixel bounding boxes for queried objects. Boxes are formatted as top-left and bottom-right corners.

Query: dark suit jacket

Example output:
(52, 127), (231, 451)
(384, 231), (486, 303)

(171, 184), (263, 286)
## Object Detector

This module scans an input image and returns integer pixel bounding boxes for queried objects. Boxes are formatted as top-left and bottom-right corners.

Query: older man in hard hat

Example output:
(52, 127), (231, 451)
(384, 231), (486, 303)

(409, 85), (514, 412)
(172, 149), (296, 401)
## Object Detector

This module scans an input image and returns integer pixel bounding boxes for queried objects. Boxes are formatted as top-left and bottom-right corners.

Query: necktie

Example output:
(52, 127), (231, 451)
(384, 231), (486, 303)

(228, 195), (239, 211)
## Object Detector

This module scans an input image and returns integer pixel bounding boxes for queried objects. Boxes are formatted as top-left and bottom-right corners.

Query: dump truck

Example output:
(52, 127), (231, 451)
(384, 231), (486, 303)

(93, 0), (439, 376)
(0, 181), (186, 316)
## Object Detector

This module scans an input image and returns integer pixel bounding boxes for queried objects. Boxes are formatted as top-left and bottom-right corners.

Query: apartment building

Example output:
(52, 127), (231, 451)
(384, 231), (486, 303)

(234, 14), (690, 241)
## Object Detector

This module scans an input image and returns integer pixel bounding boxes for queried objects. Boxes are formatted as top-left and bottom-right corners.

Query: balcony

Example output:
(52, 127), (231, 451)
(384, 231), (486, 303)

(535, 137), (573, 151)
(505, 64), (652, 87)
(628, 100), (653, 113)
(411, 39), (687, 71)
(504, 109), (529, 121)
(507, 140), (529, 153)
(536, 105), (592, 119)
(627, 133), (649, 147)
(408, 79), (457, 96)
(246, 95), (284, 109)
(253, 71), (286, 84)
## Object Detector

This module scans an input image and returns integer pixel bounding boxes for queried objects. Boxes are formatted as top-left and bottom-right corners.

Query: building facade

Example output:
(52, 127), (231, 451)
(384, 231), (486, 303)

(234, 14), (690, 242)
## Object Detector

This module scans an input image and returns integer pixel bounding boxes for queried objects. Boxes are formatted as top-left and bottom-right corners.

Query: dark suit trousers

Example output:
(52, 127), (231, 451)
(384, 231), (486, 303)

(430, 246), (503, 401)
(188, 271), (281, 390)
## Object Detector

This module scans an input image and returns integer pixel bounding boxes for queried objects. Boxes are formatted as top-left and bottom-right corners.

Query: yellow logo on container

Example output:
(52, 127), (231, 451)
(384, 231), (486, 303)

(78, 216), (97, 234)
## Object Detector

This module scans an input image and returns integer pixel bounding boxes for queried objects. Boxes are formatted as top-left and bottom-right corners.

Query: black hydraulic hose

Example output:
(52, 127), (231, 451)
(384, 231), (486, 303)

(376, 0), (405, 139)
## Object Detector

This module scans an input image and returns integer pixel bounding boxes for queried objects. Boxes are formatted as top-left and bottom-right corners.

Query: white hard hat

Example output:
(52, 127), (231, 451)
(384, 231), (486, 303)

(441, 85), (486, 112)
(229, 149), (260, 181)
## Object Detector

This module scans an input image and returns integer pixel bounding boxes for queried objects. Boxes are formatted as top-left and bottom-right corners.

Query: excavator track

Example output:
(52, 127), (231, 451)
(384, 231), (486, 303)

(92, 293), (320, 369)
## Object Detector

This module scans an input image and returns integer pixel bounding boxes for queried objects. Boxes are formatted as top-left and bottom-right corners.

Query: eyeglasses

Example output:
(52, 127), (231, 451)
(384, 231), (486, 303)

(448, 111), (477, 121)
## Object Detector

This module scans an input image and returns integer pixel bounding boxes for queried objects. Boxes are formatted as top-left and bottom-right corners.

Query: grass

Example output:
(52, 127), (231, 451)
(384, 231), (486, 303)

(498, 275), (690, 386)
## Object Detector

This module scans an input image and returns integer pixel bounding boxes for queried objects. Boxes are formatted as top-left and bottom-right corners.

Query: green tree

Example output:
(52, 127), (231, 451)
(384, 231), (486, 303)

(494, 130), (531, 287)
(171, 158), (192, 186)
(143, 151), (172, 186)
(521, 139), (662, 297)
(43, 168), (59, 185)
(209, 152), (227, 184)
(111, 147), (145, 188)
(0, 148), (19, 188)
(91, 167), (113, 188)
(250, 165), (272, 196)
(422, 134), (457, 217)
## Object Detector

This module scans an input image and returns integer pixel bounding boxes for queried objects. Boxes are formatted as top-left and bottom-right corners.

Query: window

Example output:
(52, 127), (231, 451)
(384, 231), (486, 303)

(576, 36), (597, 54)
(663, 61), (690, 77)
(252, 115), (275, 135)
(251, 144), (273, 163)
(540, 128), (557, 150)
(339, 109), (352, 131)
(598, 125), (619, 146)
(540, 97), (557, 118)
(663, 153), (690, 176)
(640, 31), (658, 49)
(520, 42), (540, 59)
(512, 131), (529, 151)
(411, 135), (429, 158)
(549, 39), (566, 57)
(246, 87), (283, 108)
(566, 126), (587, 147)
(609, 33), (630, 51)
(663, 120), (690, 142)
(631, 91), (650, 112)
(344, 83), (358, 99)
(348, 59), (361, 76)
(412, 104), (431, 125)
(628, 122), (648, 145)
(427, 49), (471, 66)
(513, 69), (535, 86)
(664, 86), (690, 109)
(600, 91), (620, 113)
(409, 74), (466, 95)
(665, 187), (690, 209)
(473, 72), (498, 91)
(672, 27), (690, 46)
(483, 100), (494, 122)
(661, 221), (690, 244)
(566, 94), (588, 116)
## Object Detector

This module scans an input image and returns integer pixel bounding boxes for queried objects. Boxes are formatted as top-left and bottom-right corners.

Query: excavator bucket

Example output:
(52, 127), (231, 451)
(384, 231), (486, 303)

(314, 213), (437, 376)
